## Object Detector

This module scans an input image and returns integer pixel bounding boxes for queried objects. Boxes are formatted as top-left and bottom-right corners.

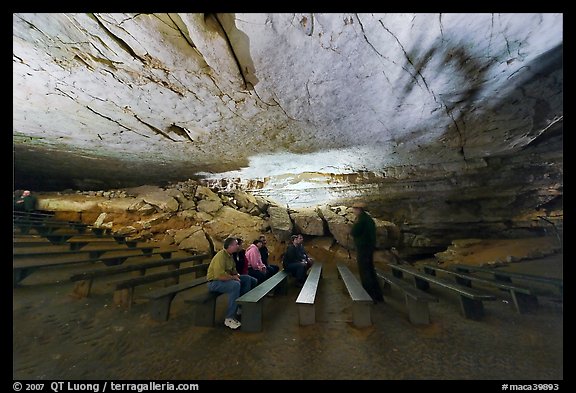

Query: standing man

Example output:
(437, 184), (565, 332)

(350, 202), (383, 303)
(206, 237), (256, 330)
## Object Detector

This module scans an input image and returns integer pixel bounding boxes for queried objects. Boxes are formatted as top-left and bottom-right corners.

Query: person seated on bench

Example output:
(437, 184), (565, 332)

(283, 234), (313, 287)
(206, 238), (257, 330)
(245, 239), (274, 285)
(259, 235), (280, 276)
(232, 238), (248, 275)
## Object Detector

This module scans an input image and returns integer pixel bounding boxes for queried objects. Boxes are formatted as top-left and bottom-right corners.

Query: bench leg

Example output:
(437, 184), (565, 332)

(352, 302), (372, 327)
(455, 276), (472, 287)
(195, 296), (218, 327)
(391, 269), (403, 278)
(459, 296), (484, 320)
(13, 268), (33, 287)
(414, 277), (430, 291)
(274, 276), (289, 296)
(494, 274), (513, 283)
(239, 302), (263, 332)
(149, 295), (175, 321)
(381, 280), (392, 295)
(72, 279), (94, 298)
(511, 291), (539, 314)
(423, 267), (436, 276)
(405, 295), (431, 325)
(113, 288), (134, 309)
(298, 304), (315, 326)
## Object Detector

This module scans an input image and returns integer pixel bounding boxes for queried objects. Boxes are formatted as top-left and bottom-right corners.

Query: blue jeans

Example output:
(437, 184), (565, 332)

(207, 275), (255, 319)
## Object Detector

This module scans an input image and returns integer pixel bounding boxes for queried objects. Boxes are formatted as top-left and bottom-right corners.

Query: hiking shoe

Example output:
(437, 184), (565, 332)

(224, 318), (241, 329)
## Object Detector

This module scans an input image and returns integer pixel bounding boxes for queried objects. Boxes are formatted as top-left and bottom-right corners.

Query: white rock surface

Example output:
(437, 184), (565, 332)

(13, 13), (563, 209)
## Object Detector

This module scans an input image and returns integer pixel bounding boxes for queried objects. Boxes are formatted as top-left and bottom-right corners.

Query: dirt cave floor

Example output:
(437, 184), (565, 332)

(13, 244), (563, 380)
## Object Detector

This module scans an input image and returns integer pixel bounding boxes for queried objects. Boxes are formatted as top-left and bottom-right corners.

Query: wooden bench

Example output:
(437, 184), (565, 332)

(337, 263), (372, 327)
(375, 269), (438, 325)
(236, 270), (290, 332)
(422, 264), (538, 314)
(452, 264), (563, 295)
(13, 248), (176, 286)
(13, 219), (90, 235)
(14, 245), (157, 259)
(13, 238), (140, 251)
(14, 232), (126, 247)
(389, 264), (497, 320)
(111, 263), (210, 308)
(295, 262), (323, 325)
(143, 276), (212, 321)
(70, 254), (209, 297)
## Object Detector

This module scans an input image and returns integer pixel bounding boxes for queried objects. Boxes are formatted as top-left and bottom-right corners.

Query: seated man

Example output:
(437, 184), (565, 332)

(282, 234), (312, 286)
(258, 235), (280, 276)
(206, 237), (257, 330)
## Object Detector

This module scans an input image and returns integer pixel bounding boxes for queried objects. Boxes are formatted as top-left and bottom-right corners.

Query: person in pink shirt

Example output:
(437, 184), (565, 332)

(245, 239), (273, 285)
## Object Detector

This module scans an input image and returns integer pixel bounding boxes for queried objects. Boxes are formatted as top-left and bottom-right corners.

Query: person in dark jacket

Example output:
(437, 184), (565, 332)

(282, 234), (310, 286)
(14, 190), (37, 212)
(259, 235), (279, 276)
(350, 202), (383, 303)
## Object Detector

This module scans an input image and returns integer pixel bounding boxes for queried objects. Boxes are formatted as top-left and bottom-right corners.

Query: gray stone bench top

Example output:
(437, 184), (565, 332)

(296, 262), (323, 305)
(237, 270), (289, 303)
(337, 263), (372, 303)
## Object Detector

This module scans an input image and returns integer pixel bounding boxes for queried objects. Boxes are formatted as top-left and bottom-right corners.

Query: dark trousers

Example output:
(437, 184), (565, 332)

(266, 264), (280, 276)
(284, 262), (307, 283)
(248, 267), (269, 285)
(357, 247), (383, 302)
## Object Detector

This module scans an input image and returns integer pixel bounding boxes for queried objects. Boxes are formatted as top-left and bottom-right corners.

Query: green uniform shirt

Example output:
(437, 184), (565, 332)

(350, 211), (376, 249)
(207, 249), (235, 281)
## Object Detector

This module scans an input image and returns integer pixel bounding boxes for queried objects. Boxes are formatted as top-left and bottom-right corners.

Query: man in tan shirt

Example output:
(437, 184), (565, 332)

(207, 237), (257, 329)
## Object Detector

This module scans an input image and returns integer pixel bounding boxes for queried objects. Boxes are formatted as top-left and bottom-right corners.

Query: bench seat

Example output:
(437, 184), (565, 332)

(388, 264), (496, 320)
(236, 270), (289, 332)
(70, 254), (209, 297)
(422, 264), (538, 313)
(452, 264), (563, 295)
(142, 276), (209, 321)
(110, 263), (209, 308)
(376, 269), (438, 324)
(295, 262), (323, 325)
(337, 263), (372, 327)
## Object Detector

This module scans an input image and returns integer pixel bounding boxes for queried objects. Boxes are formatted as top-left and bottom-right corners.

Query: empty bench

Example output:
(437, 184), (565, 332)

(389, 264), (497, 320)
(142, 276), (215, 321)
(452, 264), (563, 296)
(236, 270), (289, 332)
(13, 248), (175, 287)
(14, 245), (157, 259)
(295, 262), (323, 325)
(422, 264), (538, 314)
(70, 254), (209, 297)
(110, 263), (209, 308)
(337, 263), (372, 327)
(376, 269), (438, 325)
